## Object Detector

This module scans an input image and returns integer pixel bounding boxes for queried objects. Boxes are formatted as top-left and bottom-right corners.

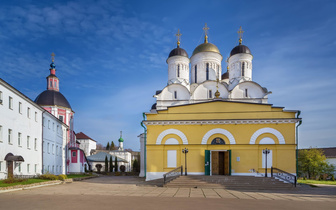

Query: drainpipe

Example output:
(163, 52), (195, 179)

(140, 112), (147, 178)
(296, 111), (302, 177)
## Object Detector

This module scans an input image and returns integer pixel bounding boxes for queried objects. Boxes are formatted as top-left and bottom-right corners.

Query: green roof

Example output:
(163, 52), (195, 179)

(118, 137), (124, 142)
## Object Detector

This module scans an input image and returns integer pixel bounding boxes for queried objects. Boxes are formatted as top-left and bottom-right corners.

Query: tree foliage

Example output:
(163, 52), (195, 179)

(104, 156), (108, 172)
(133, 159), (140, 172)
(298, 148), (335, 179)
(96, 164), (102, 173)
(111, 141), (115, 150)
(106, 142), (110, 150)
(114, 157), (118, 172)
(96, 143), (105, 150)
(109, 156), (113, 172)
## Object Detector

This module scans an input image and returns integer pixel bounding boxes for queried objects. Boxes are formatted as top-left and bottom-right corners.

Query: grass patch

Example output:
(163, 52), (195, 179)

(0, 179), (49, 188)
(298, 180), (336, 185)
(66, 174), (93, 178)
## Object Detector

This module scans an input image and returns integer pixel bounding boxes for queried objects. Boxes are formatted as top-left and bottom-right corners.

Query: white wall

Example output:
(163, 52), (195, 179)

(42, 112), (67, 175)
(109, 151), (132, 172)
(78, 139), (97, 156)
(0, 80), (43, 179)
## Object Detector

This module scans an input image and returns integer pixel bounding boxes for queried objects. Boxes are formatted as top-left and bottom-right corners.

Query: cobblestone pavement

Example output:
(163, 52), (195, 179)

(0, 176), (335, 210)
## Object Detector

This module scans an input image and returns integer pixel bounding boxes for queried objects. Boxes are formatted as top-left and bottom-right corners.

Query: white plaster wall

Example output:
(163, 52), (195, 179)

(42, 112), (66, 175)
(228, 53), (253, 82)
(167, 56), (190, 85)
(0, 81), (43, 179)
(191, 81), (229, 100)
(109, 151), (132, 172)
(190, 52), (223, 84)
(156, 84), (191, 110)
(230, 81), (267, 102)
(78, 139), (96, 156)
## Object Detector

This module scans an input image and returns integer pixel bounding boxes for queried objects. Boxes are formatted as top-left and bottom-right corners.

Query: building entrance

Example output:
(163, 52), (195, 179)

(211, 151), (230, 175)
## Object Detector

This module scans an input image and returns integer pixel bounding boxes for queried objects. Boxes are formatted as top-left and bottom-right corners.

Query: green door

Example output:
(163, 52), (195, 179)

(205, 150), (210, 175)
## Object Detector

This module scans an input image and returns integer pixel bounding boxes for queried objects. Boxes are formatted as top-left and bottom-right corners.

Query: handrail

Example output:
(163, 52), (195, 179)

(271, 167), (297, 187)
(163, 166), (183, 185)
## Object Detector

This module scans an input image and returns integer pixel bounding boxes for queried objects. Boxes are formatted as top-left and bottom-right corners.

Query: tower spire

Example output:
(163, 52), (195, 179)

(203, 23), (209, 43)
(238, 26), (244, 45)
(176, 29), (182, 47)
(47, 52), (59, 91)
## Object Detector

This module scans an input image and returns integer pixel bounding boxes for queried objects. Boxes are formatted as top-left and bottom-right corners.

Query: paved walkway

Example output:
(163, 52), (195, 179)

(0, 176), (335, 210)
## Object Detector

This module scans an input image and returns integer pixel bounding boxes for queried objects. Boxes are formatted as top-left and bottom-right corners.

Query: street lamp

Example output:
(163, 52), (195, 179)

(182, 148), (188, 176)
(263, 148), (270, 177)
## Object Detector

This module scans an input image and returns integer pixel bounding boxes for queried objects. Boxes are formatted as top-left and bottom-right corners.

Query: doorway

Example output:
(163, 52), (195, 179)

(211, 151), (230, 175)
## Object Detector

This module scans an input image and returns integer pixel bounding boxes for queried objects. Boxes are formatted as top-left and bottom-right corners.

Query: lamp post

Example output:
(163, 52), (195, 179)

(182, 148), (188, 176)
(263, 148), (270, 177)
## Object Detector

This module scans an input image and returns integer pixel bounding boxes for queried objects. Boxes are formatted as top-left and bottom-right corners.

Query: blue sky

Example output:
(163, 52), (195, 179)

(0, 0), (335, 150)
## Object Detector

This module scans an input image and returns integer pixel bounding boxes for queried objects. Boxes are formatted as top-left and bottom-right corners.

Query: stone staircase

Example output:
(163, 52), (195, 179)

(165, 175), (295, 190)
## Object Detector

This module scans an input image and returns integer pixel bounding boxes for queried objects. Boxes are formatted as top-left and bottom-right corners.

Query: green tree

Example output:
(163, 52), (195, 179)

(298, 148), (335, 179)
(106, 142), (110, 150)
(109, 156), (113, 172)
(133, 159), (140, 172)
(111, 141), (115, 150)
(114, 157), (118, 172)
(104, 156), (108, 172)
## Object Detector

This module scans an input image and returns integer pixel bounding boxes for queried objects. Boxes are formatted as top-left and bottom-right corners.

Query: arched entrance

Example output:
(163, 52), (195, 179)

(4, 153), (24, 179)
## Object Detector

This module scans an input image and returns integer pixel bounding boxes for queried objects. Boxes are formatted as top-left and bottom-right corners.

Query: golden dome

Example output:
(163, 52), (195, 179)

(192, 42), (220, 56)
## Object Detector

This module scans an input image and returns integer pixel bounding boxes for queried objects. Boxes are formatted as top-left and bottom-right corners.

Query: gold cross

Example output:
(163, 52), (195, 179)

(176, 29), (182, 47)
(51, 52), (55, 62)
(203, 23), (209, 36)
(238, 26), (244, 44)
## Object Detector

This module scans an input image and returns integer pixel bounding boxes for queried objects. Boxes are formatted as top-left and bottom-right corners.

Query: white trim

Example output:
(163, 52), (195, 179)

(144, 119), (299, 126)
(156, 129), (188, 145)
(201, 128), (236, 144)
(250, 127), (285, 144)
(165, 138), (179, 145)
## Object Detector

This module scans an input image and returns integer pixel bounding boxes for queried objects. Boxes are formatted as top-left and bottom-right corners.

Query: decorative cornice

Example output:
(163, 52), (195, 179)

(144, 118), (300, 126)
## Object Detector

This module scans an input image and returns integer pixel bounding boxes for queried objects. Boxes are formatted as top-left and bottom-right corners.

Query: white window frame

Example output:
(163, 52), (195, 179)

(8, 129), (12, 144)
(27, 107), (30, 118)
(167, 150), (177, 168)
(27, 135), (30, 149)
(18, 132), (22, 146)
(0, 91), (3, 105)
(9, 96), (13, 109)
(0, 125), (3, 142)
(27, 164), (30, 173)
(35, 112), (37, 122)
(34, 138), (37, 150)
(262, 150), (273, 168)
(19, 102), (22, 114)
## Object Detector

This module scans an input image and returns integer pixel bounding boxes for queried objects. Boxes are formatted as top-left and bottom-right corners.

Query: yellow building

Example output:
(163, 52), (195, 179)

(140, 25), (301, 181)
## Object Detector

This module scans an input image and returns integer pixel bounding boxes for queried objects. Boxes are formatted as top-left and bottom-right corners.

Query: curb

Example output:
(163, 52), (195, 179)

(0, 180), (64, 194)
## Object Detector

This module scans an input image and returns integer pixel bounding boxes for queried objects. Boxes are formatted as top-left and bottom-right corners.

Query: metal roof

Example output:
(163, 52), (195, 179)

(87, 152), (128, 163)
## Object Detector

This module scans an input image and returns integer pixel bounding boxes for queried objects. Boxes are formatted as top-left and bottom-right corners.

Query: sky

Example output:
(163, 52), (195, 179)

(0, 0), (335, 150)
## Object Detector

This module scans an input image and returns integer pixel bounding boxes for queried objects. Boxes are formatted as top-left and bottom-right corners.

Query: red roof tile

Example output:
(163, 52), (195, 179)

(75, 132), (96, 142)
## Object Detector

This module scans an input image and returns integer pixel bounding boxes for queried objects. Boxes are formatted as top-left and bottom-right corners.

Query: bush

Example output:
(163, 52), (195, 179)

(39, 173), (58, 180)
(3, 178), (26, 184)
(58, 174), (67, 181)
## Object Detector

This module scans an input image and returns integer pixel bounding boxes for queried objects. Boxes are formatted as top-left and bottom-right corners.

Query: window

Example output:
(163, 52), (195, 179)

(53, 123), (55, 131)
(0, 161), (2, 171)
(50, 80), (52, 88)
(195, 65), (197, 83)
(57, 125), (59, 134)
(242, 62), (245, 76)
(0, 125), (2, 142)
(177, 65), (180, 77)
(47, 143), (50, 153)
(27, 107), (30, 118)
(34, 138), (37, 150)
(54, 81), (56, 87)
(35, 164), (37, 173)
(59, 116), (63, 122)
(9, 96), (13, 109)
(52, 144), (54, 154)
(52, 166), (54, 173)
(8, 129), (12, 144)
(262, 150), (273, 168)
(18, 132), (22, 146)
(56, 146), (58, 156)
(167, 150), (177, 168)
(174, 91), (177, 99)
(48, 120), (50, 129)
(0, 91), (2, 105)
(19, 102), (22, 113)
(18, 163), (21, 172)
(206, 63), (209, 80)
(245, 89), (248, 98)
(35, 112), (37, 122)
(211, 137), (225, 145)
(209, 90), (212, 99)
(27, 164), (30, 173)
(27, 136), (30, 148)
(43, 117), (45, 126)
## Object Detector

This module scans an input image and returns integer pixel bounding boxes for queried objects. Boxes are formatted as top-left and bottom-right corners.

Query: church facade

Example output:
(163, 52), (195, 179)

(142, 25), (301, 181)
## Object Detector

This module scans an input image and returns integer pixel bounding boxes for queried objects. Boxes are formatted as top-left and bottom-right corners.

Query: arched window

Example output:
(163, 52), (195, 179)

(177, 65), (180, 77)
(209, 90), (212, 98)
(195, 65), (197, 83)
(50, 80), (52, 87)
(174, 91), (177, 99)
(242, 62), (245, 76)
(206, 63), (209, 80)
(211, 137), (225, 145)
(245, 89), (248, 97)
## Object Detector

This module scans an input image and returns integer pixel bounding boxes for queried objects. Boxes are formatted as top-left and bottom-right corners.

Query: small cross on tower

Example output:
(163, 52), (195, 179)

(51, 52), (55, 62)
(176, 29), (182, 47)
(203, 23), (210, 43)
(238, 26), (244, 44)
